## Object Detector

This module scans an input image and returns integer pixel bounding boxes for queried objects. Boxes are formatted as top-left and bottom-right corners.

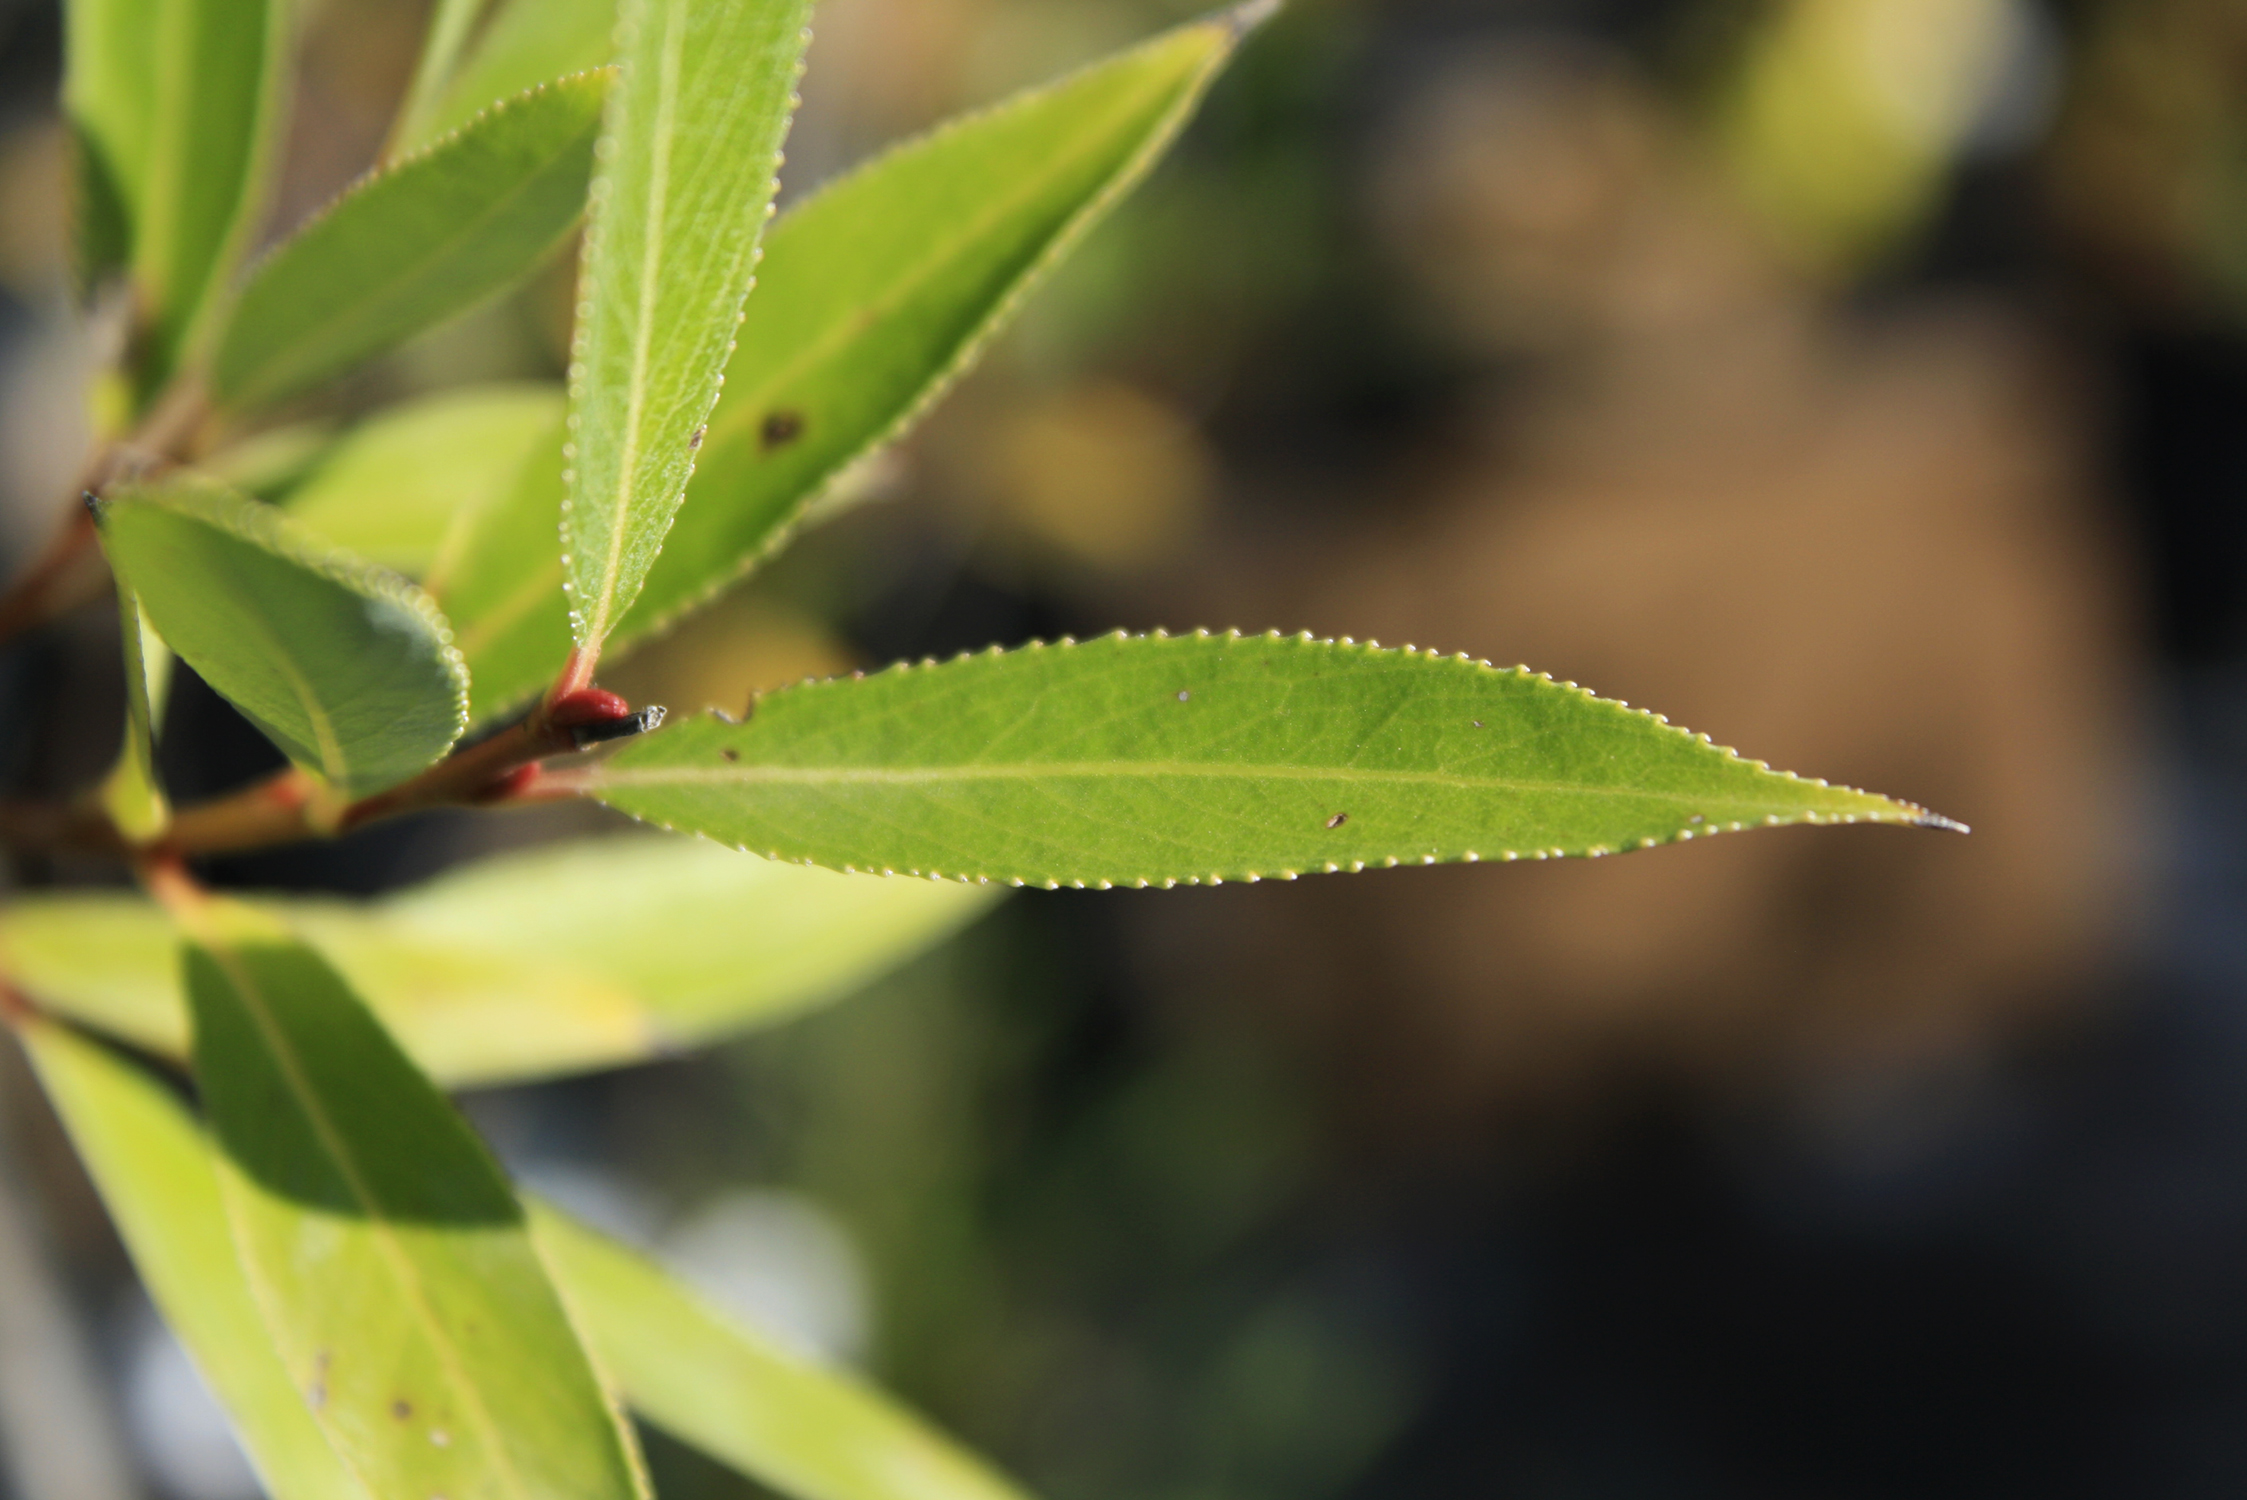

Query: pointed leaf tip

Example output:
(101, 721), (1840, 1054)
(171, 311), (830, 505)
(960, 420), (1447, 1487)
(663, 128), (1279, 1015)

(1220, 0), (1284, 36)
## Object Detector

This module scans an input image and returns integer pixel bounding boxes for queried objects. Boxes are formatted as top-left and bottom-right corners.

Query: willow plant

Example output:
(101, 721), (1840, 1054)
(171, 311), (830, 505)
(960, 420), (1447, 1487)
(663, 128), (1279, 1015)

(0, 0), (1959, 1495)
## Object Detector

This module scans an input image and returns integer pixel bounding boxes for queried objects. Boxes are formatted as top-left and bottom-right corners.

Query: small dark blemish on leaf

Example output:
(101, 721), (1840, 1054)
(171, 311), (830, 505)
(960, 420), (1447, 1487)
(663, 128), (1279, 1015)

(688, 425), (706, 450)
(392, 1399), (413, 1421)
(760, 410), (806, 451)
(1327, 813), (1349, 829)
(721, 747), (740, 762)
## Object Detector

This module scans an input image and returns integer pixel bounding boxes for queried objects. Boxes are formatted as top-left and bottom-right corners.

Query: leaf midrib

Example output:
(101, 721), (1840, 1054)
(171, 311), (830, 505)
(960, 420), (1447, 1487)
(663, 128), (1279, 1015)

(202, 939), (530, 1500)
(593, 758), (1859, 814)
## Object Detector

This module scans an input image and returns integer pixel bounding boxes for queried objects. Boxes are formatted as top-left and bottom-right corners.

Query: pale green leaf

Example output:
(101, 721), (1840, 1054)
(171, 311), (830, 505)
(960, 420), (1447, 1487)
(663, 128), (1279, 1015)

(427, 412), (575, 723)
(205, 419), (339, 499)
(439, 6), (1266, 717)
(94, 472), (468, 796)
(412, 0), (621, 151)
(213, 72), (609, 411)
(184, 899), (649, 1500)
(18, 1018), (370, 1500)
(0, 836), (995, 1087)
(65, 0), (286, 387)
(627, 4), (1269, 644)
(532, 1205), (1032, 1500)
(564, 0), (813, 651)
(283, 383), (564, 580)
(392, 0), (499, 154)
(588, 631), (1958, 888)
(98, 592), (172, 842)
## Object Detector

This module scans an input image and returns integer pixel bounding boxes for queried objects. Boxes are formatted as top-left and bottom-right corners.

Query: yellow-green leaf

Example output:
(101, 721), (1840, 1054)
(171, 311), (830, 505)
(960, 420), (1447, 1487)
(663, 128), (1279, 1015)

(534, 1205), (1033, 1500)
(18, 1017), (370, 1500)
(213, 72), (610, 411)
(564, 0), (812, 651)
(93, 472), (469, 797)
(99, 591), (172, 842)
(183, 899), (648, 1500)
(588, 631), (1955, 888)
(411, 0), (621, 150)
(283, 383), (564, 580)
(0, 837), (995, 1088)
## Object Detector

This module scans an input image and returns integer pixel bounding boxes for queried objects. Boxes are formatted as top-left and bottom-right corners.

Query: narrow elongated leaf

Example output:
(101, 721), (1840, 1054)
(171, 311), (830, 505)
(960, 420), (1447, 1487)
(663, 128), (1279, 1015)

(0, 837), (994, 1087)
(392, 0), (499, 154)
(626, 4), (1270, 644)
(412, 0), (621, 150)
(564, 0), (813, 650)
(588, 632), (1957, 888)
(18, 1019), (370, 1500)
(214, 72), (610, 411)
(532, 1205), (1032, 1500)
(283, 383), (564, 579)
(94, 473), (468, 796)
(65, 0), (285, 387)
(432, 413), (575, 723)
(183, 899), (648, 1500)
(436, 6), (1268, 718)
(99, 593), (172, 842)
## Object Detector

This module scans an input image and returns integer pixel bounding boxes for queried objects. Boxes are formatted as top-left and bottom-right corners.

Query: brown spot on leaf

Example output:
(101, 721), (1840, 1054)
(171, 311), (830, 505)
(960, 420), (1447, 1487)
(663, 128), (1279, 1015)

(760, 410), (806, 451)
(392, 1399), (413, 1421)
(1327, 813), (1349, 829)
(688, 425), (706, 450)
(721, 747), (740, 762)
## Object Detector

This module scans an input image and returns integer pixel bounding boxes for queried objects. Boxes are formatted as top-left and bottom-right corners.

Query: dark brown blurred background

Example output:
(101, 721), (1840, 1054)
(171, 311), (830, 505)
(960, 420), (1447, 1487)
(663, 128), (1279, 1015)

(3, 0), (2247, 1495)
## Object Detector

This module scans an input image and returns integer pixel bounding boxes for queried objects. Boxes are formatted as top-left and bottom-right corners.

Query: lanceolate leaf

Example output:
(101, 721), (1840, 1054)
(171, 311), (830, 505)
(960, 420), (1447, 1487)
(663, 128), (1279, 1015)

(94, 473), (468, 797)
(283, 383), (565, 580)
(626, 3), (1273, 644)
(18, 1019), (370, 1500)
(588, 632), (1957, 888)
(445, 6), (1270, 719)
(564, 0), (813, 652)
(182, 899), (649, 1500)
(532, 1206), (1034, 1500)
(436, 415), (576, 724)
(213, 73), (611, 411)
(64, 0), (285, 388)
(411, 0), (621, 151)
(99, 593), (172, 842)
(0, 837), (995, 1088)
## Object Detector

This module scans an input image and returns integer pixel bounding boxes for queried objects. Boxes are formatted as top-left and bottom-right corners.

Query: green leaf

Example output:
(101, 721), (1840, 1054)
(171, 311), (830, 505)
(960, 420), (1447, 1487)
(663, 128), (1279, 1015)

(213, 72), (610, 411)
(94, 473), (468, 797)
(564, 0), (813, 651)
(99, 592), (172, 842)
(427, 415), (575, 724)
(183, 899), (649, 1500)
(0, 836), (995, 1087)
(411, 0), (621, 151)
(624, 4), (1270, 646)
(64, 0), (286, 388)
(392, 0), (499, 154)
(283, 383), (564, 580)
(17, 1018), (370, 1500)
(587, 631), (1958, 888)
(531, 1205), (1033, 1500)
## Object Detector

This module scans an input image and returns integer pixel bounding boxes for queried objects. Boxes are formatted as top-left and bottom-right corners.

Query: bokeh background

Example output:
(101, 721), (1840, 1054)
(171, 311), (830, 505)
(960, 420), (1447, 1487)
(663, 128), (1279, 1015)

(2, 0), (2246, 1494)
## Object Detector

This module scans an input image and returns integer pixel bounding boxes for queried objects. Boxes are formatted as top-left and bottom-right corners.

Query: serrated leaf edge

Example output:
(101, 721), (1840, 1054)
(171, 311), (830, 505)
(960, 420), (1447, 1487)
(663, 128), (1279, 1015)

(594, 627), (1961, 889)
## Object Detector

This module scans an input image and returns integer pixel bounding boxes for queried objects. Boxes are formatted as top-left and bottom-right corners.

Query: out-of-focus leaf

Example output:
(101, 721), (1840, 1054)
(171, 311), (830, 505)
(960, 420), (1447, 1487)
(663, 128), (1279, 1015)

(412, 0), (620, 150)
(213, 72), (608, 411)
(624, 4), (1270, 644)
(392, 0), (498, 154)
(427, 413), (573, 723)
(63, 0), (285, 387)
(283, 383), (563, 580)
(205, 420), (338, 499)
(93, 473), (468, 796)
(18, 1018), (370, 1500)
(564, 0), (812, 652)
(589, 631), (1955, 888)
(183, 899), (649, 1500)
(0, 837), (996, 1087)
(99, 593), (172, 842)
(532, 1205), (1032, 1500)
